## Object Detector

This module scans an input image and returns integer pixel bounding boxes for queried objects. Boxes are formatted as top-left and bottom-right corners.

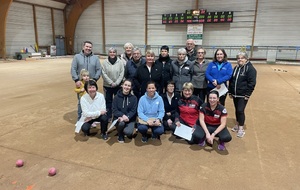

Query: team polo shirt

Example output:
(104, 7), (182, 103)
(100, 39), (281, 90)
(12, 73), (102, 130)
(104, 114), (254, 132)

(198, 103), (227, 127)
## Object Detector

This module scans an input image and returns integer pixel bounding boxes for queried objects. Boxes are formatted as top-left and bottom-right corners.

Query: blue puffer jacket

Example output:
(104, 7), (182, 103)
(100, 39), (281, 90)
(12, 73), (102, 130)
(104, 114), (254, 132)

(205, 61), (233, 90)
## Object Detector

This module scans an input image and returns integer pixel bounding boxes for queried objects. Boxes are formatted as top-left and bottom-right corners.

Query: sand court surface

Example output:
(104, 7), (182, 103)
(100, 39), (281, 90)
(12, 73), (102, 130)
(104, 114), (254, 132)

(0, 58), (299, 189)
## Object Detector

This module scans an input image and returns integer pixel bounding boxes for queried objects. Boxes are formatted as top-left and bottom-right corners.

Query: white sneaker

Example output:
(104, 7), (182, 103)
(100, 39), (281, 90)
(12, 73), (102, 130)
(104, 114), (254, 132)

(231, 125), (238, 132)
(237, 129), (245, 138)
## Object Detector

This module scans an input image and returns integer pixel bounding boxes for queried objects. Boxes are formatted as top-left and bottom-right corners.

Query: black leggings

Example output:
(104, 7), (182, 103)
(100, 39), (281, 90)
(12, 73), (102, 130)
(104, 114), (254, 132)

(192, 125), (232, 143)
(233, 97), (248, 126)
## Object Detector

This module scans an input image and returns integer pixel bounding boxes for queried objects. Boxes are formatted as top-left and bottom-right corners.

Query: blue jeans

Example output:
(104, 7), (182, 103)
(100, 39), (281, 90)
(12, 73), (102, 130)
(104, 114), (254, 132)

(77, 94), (82, 121)
(138, 124), (164, 137)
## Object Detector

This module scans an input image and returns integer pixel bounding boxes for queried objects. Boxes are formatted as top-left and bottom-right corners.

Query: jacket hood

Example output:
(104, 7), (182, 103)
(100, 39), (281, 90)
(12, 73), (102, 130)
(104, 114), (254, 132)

(80, 50), (94, 57)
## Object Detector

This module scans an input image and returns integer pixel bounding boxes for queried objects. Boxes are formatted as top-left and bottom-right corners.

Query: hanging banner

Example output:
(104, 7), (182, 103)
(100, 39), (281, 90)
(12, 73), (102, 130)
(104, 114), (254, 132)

(187, 24), (203, 45)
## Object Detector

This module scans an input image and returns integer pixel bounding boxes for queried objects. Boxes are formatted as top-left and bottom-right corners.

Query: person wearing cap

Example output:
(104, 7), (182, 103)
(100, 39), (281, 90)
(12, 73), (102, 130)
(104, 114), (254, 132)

(155, 45), (173, 94)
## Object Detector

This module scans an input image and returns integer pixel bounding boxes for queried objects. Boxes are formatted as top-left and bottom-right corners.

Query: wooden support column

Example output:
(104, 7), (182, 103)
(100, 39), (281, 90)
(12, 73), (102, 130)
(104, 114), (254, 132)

(144, 0), (148, 47)
(0, 0), (13, 59)
(65, 0), (96, 54)
(251, 0), (259, 58)
(101, 0), (106, 54)
(51, 8), (56, 45)
(32, 5), (39, 48)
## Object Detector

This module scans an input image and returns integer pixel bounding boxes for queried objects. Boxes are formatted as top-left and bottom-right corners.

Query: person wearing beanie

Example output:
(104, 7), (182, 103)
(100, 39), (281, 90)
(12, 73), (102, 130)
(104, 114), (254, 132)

(155, 45), (173, 94)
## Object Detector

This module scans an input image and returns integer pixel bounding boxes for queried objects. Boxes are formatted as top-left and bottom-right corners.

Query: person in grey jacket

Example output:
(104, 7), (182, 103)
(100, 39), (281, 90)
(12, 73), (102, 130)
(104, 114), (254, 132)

(71, 41), (102, 86)
(171, 48), (193, 92)
(102, 47), (125, 121)
(191, 47), (209, 102)
(70, 41), (102, 122)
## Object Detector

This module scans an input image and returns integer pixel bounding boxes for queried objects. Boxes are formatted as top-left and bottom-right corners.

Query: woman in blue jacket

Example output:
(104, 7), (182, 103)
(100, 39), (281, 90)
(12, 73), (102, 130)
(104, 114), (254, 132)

(137, 81), (165, 143)
(205, 49), (233, 106)
(112, 79), (138, 143)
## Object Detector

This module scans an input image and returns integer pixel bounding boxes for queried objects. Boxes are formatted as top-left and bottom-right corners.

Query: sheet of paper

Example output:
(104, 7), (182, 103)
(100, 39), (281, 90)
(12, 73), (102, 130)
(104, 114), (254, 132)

(75, 117), (85, 133)
(107, 119), (118, 132)
(212, 83), (228, 97)
(174, 123), (193, 141)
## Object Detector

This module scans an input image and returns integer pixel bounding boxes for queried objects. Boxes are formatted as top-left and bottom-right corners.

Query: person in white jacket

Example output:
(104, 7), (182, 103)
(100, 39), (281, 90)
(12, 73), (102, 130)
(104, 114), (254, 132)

(80, 79), (109, 140)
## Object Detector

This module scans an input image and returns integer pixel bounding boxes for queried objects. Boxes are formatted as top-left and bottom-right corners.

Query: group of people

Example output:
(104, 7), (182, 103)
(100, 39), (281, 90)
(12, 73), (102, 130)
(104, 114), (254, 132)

(70, 40), (257, 151)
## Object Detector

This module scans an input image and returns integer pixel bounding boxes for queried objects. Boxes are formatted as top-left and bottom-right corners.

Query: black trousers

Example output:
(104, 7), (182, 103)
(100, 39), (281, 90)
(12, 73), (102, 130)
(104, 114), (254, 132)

(81, 114), (108, 135)
(192, 124), (232, 143)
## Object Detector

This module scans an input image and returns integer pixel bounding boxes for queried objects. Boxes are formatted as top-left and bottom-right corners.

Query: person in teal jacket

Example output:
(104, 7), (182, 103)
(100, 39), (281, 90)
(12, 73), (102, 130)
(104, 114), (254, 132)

(137, 81), (165, 143)
(205, 48), (233, 106)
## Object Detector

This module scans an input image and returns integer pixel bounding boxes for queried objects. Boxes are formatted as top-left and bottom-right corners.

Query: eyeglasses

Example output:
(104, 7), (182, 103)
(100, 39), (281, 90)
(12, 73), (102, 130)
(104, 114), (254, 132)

(197, 52), (205, 54)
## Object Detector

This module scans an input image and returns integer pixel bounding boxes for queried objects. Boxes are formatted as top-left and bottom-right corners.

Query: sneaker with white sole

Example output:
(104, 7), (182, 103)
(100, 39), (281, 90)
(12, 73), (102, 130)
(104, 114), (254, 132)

(141, 136), (148, 143)
(237, 129), (245, 138)
(217, 141), (226, 151)
(231, 125), (238, 132)
(118, 136), (125, 143)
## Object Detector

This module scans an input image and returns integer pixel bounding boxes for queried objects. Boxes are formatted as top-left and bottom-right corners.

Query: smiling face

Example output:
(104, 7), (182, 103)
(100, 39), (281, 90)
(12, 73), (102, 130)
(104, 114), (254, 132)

(160, 49), (169, 57)
(208, 93), (219, 107)
(237, 55), (247, 66)
(146, 53), (155, 66)
(122, 80), (132, 95)
(87, 85), (97, 99)
(83, 42), (92, 55)
(125, 46), (133, 55)
(132, 50), (141, 61)
(146, 83), (156, 97)
(216, 50), (225, 62)
(82, 74), (90, 82)
(109, 50), (117, 59)
(186, 39), (195, 51)
(182, 88), (193, 99)
(166, 83), (175, 94)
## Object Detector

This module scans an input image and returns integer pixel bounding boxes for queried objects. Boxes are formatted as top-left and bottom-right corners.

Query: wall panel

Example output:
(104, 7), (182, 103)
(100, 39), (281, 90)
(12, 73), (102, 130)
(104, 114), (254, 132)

(6, 2), (35, 55)
(36, 6), (52, 46)
(53, 9), (64, 37)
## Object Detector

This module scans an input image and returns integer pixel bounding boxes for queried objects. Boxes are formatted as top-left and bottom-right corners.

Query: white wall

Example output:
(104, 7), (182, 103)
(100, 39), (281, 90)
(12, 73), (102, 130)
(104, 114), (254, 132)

(6, 2), (35, 55)
(36, 6), (53, 46)
(53, 9), (65, 37)
(6, 0), (300, 59)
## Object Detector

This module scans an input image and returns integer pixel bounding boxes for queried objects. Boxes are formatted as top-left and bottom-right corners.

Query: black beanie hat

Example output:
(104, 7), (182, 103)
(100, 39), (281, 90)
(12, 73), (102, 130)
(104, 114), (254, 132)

(160, 45), (169, 52)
